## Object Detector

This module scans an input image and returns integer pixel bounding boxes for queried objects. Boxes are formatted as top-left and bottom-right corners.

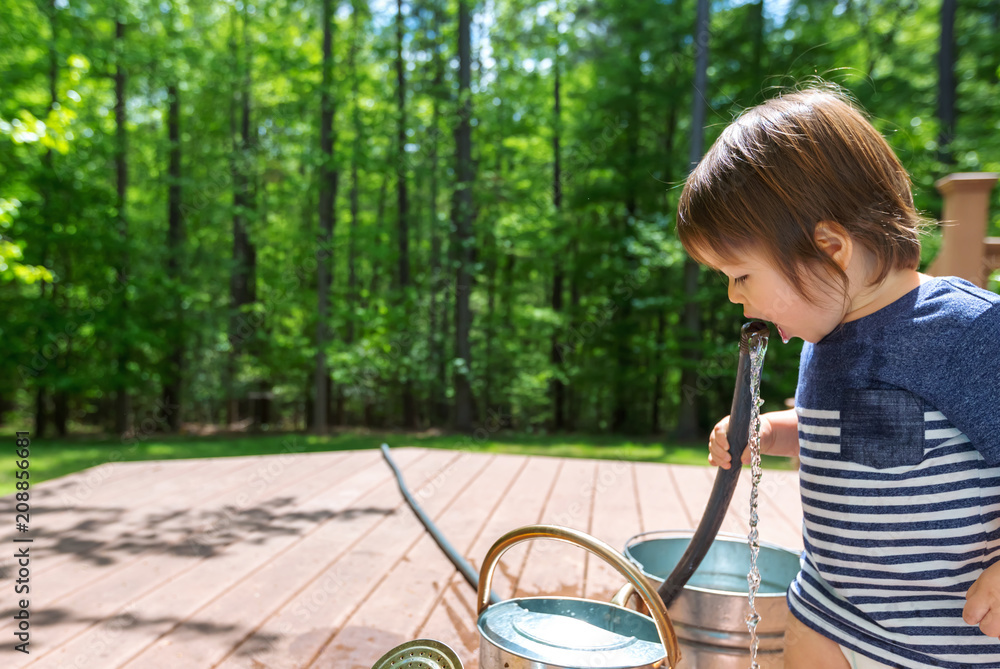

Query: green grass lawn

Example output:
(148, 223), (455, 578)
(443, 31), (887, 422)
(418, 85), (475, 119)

(0, 429), (795, 497)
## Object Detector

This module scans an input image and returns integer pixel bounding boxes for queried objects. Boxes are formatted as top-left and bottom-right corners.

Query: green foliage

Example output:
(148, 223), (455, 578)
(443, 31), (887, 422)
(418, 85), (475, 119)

(0, 110), (60, 285)
(0, 0), (997, 442)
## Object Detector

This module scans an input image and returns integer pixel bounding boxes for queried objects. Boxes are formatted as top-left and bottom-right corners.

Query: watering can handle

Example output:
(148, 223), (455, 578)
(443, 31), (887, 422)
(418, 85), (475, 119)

(611, 581), (639, 608)
(476, 524), (681, 669)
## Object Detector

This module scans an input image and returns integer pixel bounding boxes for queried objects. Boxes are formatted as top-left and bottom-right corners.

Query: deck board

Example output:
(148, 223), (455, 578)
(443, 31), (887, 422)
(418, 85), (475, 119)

(39, 450), (396, 669)
(634, 461), (695, 532)
(20, 451), (366, 668)
(12, 458), (230, 584)
(514, 458), (595, 601)
(0, 447), (804, 669)
(1, 456), (292, 657)
(584, 460), (645, 601)
(122, 449), (446, 669)
(209, 450), (478, 669)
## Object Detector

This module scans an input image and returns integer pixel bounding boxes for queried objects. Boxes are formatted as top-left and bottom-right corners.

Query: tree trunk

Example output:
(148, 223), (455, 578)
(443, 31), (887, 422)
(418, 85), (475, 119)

(484, 247), (497, 417)
(164, 81), (184, 433)
(566, 230), (580, 431)
(676, 0), (710, 441)
(395, 0), (410, 292)
(652, 106), (677, 434)
(52, 246), (70, 437)
(651, 299), (666, 433)
(481, 49), (507, 425)
(368, 168), (390, 302)
(53, 378), (69, 436)
(314, 0), (338, 434)
(395, 0), (416, 428)
(428, 1), (447, 426)
(114, 16), (131, 437)
(612, 283), (634, 431)
(226, 10), (240, 426)
(500, 253), (515, 424)
(304, 375), (314, 431)
(241, 11), (258, 309)
(550, 51), (565, 431)
(342, 0), (363, 426)
(35, 387), (49, 439)
(228, 6), (257, 427)
(35, 0), (59, 439)
(937, 0), (957, 166)
(612, 37), (642, 433)
(676, 256), (704, 439)
(452, 0), (475, 432)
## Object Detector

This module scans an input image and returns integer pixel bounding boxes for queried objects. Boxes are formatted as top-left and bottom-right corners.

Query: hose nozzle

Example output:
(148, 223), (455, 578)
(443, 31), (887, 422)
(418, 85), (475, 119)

(739, 320), (770, 353)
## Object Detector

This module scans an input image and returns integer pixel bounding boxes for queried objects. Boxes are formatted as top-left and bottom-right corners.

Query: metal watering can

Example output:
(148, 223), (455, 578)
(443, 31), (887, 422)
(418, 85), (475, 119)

(372, 524), (681, 669)
(476, 524), (681, 668)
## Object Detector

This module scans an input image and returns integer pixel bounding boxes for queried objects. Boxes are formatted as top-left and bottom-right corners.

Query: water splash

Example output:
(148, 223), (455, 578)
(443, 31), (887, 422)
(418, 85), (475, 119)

(746, 332), (768, 669)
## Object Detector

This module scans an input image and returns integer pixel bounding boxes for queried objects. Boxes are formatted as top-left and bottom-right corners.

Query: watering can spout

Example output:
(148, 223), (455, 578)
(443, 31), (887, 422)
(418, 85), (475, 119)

(656, 320), (769, 609)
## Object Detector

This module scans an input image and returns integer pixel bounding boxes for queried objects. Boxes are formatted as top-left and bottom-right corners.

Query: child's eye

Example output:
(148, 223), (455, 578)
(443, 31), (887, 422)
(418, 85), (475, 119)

(733, 275), (748, 285)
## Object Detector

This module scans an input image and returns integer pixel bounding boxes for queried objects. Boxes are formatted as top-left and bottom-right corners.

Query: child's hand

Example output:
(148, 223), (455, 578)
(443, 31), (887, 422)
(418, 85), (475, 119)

(708, 415), (771, 469)
(964, 562), (1000, 637)
(709, 416), (739, 469)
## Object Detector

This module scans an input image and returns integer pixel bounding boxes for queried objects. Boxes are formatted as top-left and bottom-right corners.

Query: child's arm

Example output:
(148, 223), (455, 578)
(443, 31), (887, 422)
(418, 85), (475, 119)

(708, 408), (800, 469)
(964, 562), (1000, 637)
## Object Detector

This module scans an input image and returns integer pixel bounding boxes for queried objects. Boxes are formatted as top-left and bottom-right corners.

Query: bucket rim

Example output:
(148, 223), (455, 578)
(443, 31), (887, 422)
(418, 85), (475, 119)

(623, 529), (801, 599)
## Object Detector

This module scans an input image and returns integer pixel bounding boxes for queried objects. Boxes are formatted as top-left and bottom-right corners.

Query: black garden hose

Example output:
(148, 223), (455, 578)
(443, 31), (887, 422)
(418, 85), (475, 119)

(380, 443), (501, 605)
(656, 320), (770, 608)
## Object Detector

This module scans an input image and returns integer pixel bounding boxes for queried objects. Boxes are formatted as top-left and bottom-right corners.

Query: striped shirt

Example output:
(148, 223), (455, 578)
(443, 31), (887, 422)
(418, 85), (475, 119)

(786, 277), (1000, 667)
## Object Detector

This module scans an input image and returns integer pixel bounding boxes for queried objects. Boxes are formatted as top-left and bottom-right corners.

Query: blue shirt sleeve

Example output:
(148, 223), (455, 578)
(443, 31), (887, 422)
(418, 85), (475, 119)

(931, 302), (1000, 466)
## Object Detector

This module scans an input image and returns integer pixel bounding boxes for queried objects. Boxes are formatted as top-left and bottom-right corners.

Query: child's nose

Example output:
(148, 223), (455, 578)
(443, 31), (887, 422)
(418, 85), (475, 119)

(727, 280), (744, 305)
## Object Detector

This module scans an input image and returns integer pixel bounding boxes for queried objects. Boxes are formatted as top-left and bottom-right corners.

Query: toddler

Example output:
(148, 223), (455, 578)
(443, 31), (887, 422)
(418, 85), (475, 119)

(677, 88), (1000, 668)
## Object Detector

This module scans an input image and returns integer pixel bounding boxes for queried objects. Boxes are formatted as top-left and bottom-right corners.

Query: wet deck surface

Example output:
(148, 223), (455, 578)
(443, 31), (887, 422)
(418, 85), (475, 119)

(0, 447), (803, 668)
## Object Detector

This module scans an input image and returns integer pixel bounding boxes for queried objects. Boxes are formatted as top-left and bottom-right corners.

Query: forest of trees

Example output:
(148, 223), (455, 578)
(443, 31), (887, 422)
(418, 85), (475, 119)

(1, 0), (998, 440)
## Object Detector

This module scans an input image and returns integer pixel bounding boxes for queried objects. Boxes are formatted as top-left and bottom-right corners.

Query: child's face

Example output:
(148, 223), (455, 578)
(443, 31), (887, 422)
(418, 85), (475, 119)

(700, 248), (847, 344)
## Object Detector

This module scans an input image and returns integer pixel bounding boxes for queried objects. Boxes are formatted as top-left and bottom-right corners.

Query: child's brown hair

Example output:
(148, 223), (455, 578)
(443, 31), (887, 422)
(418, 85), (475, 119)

(677, 87), (922, 299)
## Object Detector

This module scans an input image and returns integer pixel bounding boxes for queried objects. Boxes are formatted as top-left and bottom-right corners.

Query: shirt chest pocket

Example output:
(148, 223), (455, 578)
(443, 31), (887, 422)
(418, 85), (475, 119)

(841, 389), (925, 469)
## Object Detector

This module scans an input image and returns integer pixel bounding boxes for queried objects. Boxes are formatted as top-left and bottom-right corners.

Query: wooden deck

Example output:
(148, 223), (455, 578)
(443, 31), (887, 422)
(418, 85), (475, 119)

(0, 447), (803, 668)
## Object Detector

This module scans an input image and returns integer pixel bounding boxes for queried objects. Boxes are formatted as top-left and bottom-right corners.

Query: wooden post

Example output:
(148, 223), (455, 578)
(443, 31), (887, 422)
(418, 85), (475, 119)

(929, 172), (999, 287)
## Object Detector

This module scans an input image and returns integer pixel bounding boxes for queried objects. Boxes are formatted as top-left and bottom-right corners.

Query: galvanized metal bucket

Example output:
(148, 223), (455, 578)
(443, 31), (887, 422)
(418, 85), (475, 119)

(618, 530), (801, 669)
(476, 524), (682, 669)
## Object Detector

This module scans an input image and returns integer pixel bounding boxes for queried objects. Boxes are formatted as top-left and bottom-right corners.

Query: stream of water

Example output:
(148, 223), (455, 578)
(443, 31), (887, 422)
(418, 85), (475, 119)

(746, 332), (768, 669)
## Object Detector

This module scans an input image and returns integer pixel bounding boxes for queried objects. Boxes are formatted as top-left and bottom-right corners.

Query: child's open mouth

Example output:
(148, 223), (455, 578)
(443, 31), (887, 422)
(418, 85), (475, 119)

(777, 325), (790, 343)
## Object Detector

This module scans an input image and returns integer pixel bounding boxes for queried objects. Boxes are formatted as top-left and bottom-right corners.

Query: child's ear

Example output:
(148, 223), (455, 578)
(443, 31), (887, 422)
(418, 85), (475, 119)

(813, 221), (852, 270)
